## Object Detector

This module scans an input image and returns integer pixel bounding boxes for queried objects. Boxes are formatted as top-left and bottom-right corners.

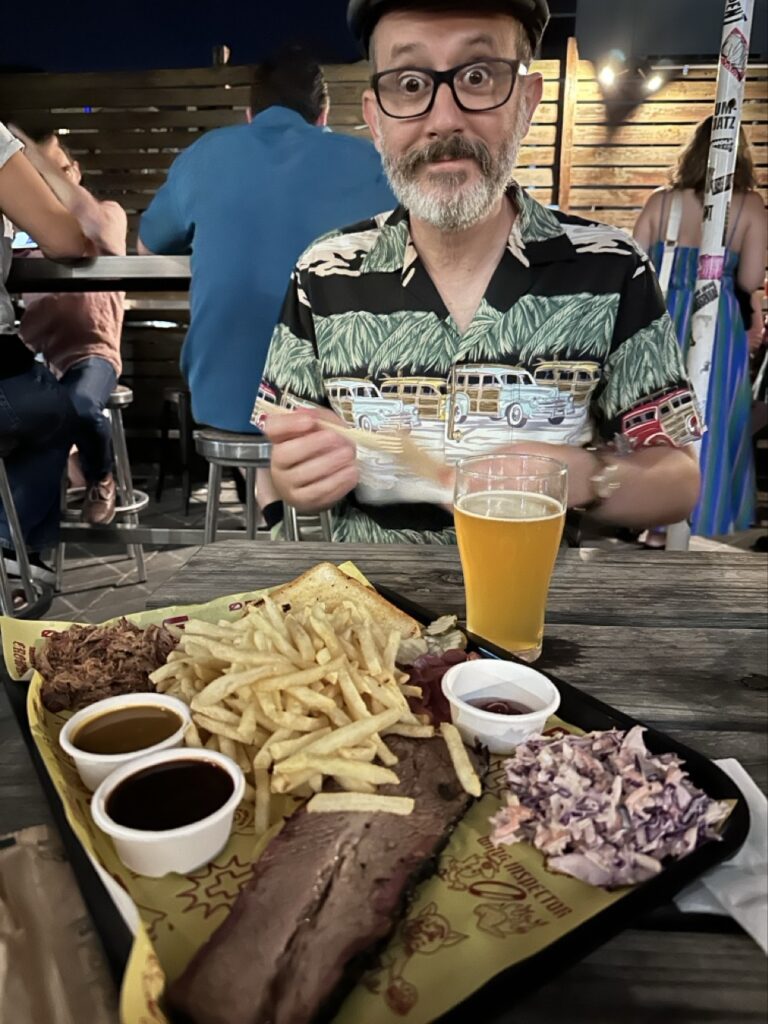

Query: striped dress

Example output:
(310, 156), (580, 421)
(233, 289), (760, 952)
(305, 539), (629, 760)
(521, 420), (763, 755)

(650, 241), (756, 536)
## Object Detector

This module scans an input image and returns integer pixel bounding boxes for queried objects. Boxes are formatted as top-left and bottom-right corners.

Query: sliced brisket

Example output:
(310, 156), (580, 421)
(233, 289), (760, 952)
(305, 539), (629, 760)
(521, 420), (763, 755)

(169, 736), (485, 1024)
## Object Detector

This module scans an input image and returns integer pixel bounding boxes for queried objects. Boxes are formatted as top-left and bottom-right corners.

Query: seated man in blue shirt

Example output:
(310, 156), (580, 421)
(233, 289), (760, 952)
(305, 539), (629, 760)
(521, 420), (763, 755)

(138, 47), (395, 518)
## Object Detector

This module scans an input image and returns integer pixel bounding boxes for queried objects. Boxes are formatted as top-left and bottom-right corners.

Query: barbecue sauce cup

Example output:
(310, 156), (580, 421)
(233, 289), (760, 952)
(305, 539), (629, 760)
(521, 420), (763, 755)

(441, 659), (560, 753)
(59, 693), (192, 790)
(90, 747), (245, 877)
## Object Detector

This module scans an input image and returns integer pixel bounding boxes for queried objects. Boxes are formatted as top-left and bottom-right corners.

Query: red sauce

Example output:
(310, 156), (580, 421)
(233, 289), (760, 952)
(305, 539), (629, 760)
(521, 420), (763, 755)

(468, 697), (532, 716)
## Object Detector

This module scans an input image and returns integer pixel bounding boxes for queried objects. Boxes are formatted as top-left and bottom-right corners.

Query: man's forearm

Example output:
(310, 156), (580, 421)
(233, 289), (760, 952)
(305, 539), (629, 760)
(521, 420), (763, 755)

(36, 169), (105, 244)
(16, 138), (105, 246)
(591, 446), (700, 529)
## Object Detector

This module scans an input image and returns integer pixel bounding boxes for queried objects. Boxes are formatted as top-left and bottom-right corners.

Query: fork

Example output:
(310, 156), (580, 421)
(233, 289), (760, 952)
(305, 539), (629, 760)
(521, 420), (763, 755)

(254, 400), (450, 486)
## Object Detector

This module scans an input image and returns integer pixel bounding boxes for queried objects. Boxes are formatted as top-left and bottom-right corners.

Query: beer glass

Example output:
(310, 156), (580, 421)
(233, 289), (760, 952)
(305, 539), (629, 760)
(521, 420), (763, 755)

(454, 454), (567, 662)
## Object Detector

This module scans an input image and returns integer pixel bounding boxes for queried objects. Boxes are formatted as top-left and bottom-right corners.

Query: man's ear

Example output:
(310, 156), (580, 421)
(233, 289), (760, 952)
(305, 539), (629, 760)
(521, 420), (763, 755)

(316, 102), (330, 128)
(521, 72), (543, 128)
(362, 89), (383, 151)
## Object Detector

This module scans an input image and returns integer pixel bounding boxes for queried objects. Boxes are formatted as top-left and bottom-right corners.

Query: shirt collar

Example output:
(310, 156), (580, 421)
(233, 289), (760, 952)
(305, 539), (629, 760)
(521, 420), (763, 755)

(250, 105), (315, 130)
(362, 185), (576, 284)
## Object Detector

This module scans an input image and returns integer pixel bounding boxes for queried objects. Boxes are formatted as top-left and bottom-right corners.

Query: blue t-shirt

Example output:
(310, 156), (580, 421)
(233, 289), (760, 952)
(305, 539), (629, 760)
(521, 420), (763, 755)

(139, 107), (395, 432)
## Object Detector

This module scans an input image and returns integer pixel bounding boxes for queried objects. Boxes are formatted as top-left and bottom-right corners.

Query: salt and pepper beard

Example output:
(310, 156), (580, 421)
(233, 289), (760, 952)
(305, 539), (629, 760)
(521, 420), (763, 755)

(378, 102), (530, 232)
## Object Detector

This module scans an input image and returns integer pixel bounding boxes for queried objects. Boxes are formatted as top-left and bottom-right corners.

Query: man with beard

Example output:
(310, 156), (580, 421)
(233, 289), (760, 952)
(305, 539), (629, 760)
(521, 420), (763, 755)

(254, 0), (702, 544)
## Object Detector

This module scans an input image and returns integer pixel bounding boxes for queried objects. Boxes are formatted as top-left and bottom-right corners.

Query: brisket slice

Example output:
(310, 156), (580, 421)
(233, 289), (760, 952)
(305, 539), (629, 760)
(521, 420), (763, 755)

(168, 736), (486, 1024)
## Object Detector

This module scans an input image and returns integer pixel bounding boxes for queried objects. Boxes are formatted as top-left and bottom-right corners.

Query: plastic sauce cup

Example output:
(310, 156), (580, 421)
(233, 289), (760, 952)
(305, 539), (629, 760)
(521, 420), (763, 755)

(441, 659), (561, 754)
(59, 692), (192, 791)
(90, 747), (245, 877)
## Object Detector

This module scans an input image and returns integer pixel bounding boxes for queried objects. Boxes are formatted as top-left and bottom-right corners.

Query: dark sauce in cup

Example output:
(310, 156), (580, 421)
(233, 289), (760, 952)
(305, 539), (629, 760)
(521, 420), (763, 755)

(468, 697), (532, 716)
(106, 760), (234, 831)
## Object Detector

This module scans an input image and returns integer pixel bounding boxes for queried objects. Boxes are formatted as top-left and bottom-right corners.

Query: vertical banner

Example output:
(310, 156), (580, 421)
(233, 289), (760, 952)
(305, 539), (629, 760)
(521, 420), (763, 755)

(687, 0), (755, 429)
(666, 0), (755, 552)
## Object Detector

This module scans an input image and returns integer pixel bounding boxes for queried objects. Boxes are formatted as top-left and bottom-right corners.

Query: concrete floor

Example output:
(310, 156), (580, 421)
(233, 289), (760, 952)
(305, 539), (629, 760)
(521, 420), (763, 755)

(47, 474), (268, 622)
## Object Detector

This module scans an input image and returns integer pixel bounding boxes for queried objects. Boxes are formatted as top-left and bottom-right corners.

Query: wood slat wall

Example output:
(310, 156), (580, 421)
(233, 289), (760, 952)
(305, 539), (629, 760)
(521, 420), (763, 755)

(0, 64), (254, 251)
(2, 52), (765, 433)
(0, 58), (562, 434)
(0, 60), (562, 250)
(565, 59), (768, 232)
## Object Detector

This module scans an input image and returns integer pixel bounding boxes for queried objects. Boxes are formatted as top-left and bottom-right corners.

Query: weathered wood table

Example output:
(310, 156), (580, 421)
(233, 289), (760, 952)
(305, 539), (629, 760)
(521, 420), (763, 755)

(2, 542), (766, 1023)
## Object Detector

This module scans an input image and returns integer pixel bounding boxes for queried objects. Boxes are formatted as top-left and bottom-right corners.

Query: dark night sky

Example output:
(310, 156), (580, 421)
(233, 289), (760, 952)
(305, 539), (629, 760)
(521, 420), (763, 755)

(3, 0), (361, 72)
(3, 0), (577, 72)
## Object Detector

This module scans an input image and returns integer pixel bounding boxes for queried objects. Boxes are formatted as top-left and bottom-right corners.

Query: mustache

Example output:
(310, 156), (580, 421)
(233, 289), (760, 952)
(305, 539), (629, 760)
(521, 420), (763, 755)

(396, 136), (494, 178)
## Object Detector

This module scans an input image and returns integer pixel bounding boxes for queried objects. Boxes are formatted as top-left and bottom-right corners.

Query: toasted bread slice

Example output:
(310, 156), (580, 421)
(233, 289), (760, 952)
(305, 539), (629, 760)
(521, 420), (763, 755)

(268, 562), (421, 640)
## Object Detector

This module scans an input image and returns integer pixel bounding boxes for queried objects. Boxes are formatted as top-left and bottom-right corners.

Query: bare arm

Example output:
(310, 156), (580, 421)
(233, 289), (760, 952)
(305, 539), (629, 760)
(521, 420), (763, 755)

(748, 288), (766, 352)
(0, 151), (89, 259)
(585, 445), (699, 528)
(736, 192), (768, 295)
(633, 191), (664, 253)
(481, 441), (699, 529)
(136, 237), (155, 255)
(8, 126), (121, 253)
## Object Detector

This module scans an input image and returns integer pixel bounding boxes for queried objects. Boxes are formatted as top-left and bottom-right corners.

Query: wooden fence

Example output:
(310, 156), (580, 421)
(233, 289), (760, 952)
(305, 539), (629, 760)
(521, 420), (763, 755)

(560, 41), (768, 231)
(0, 48), (765, 436)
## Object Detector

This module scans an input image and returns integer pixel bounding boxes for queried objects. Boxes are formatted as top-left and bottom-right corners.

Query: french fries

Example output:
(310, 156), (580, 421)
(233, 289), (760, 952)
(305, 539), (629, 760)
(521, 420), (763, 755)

(149, 598), (425, 831)
(440, 722), (482, 798)
(306, 793), (415, 816)
(149, 588), (484, 833)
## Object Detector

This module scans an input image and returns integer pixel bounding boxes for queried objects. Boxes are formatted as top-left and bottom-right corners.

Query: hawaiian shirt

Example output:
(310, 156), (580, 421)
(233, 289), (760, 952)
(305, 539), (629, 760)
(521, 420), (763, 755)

(254, 187), (701, 544)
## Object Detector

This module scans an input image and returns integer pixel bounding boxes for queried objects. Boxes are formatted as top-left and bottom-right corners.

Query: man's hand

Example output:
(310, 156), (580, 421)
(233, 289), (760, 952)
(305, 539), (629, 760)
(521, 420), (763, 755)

(262, 408), (359, 513)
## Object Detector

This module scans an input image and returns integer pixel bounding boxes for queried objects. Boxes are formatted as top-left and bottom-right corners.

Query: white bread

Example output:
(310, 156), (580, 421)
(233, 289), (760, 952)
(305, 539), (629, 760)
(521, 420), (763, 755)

(268, 563), (421, 640)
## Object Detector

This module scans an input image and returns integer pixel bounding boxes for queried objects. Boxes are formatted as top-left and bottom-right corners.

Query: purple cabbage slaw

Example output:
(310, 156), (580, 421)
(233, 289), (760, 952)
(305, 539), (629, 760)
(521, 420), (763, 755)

(490, 726), (732, 888)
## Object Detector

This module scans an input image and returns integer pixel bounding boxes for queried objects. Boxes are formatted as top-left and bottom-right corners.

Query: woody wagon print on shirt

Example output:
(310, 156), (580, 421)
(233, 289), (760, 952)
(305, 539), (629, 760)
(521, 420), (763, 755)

(255, 187), (702, 540)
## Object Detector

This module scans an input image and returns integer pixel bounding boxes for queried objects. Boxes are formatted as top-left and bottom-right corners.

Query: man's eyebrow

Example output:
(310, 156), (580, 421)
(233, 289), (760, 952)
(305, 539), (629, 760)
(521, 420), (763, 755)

(388, 33), (497, 64)
(389, 42), (422, 62)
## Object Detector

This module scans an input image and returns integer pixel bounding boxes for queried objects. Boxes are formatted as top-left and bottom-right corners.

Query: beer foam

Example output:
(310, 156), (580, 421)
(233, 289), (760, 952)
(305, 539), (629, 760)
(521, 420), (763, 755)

(456, 490), (564, 521)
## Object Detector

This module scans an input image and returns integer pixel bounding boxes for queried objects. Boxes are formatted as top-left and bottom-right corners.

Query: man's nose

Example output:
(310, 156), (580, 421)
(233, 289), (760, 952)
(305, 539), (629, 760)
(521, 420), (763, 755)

(423, 79), (467, 138)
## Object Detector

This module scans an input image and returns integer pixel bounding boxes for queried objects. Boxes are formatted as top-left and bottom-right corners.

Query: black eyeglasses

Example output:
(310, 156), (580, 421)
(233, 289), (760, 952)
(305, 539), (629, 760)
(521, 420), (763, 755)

(371, 59), (527, 120)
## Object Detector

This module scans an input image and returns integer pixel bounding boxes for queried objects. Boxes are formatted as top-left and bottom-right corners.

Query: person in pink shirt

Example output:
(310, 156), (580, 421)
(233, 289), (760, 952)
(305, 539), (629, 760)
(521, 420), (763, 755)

(13, 128), (126, 525)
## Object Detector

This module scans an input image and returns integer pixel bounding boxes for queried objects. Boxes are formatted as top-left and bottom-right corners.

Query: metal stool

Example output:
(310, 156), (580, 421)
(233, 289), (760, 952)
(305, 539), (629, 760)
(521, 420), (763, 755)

(0, 446), (51, 617)
(156, 386), (194, 516)
(56, 385), (149, 589)
(194, 429), (272, 543)
(283, 504), (333, 543)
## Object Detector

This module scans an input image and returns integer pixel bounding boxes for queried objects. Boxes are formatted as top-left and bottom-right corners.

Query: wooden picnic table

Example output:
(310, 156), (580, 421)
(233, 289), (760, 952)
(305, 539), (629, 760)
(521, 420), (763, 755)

(1, 541), (766, 1023)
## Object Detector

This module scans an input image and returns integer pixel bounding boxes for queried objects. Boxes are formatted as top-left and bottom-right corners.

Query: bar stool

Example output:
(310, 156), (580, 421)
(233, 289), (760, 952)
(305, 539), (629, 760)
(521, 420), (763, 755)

(0, 444), (51, 617)
(283, 504), (333, 543)
(56, 385), (149, 589)
(194, 429), (334, 543)
(194, 429), (272, 543)
(156, 386), (194, 516)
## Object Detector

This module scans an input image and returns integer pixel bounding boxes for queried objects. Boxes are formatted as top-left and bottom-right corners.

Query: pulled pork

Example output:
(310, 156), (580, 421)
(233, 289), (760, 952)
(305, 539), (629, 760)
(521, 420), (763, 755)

(35, 619), (178, 712)
(490, 726), (731, 888)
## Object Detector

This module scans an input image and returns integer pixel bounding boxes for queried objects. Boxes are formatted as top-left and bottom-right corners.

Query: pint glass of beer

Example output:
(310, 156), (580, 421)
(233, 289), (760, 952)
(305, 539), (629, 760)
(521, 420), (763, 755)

(454, 454), (567, 662)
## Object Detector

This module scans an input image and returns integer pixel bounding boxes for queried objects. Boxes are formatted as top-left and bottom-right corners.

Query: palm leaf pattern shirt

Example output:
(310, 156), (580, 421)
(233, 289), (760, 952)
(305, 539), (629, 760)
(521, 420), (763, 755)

(254, 187), (701, 544)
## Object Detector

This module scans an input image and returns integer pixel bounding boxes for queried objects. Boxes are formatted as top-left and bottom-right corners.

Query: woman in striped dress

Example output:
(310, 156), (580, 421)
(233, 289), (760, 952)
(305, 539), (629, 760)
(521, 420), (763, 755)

(634, 117), (766, 538)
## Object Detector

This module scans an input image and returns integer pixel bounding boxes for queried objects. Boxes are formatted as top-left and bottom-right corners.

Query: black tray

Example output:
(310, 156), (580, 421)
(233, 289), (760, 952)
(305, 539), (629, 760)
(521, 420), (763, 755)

(4, 587), (750, 1024)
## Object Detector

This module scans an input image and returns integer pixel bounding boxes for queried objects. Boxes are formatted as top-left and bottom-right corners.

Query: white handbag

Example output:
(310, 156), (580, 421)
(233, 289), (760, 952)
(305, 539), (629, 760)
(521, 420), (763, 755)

(657, 190), (682, 300)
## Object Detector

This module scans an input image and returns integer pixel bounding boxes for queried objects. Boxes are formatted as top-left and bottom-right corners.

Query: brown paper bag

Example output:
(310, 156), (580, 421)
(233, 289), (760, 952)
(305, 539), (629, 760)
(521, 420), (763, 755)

(0, 825), (118, 1024)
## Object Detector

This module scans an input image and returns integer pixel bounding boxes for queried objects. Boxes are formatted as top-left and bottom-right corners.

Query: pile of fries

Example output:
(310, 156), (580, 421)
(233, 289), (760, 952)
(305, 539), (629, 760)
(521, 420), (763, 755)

(150, 594), (480, 832)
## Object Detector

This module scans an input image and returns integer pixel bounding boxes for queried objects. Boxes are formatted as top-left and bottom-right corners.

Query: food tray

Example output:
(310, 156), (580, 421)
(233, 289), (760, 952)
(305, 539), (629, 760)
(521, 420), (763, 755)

(3, 585), (749, 1024)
